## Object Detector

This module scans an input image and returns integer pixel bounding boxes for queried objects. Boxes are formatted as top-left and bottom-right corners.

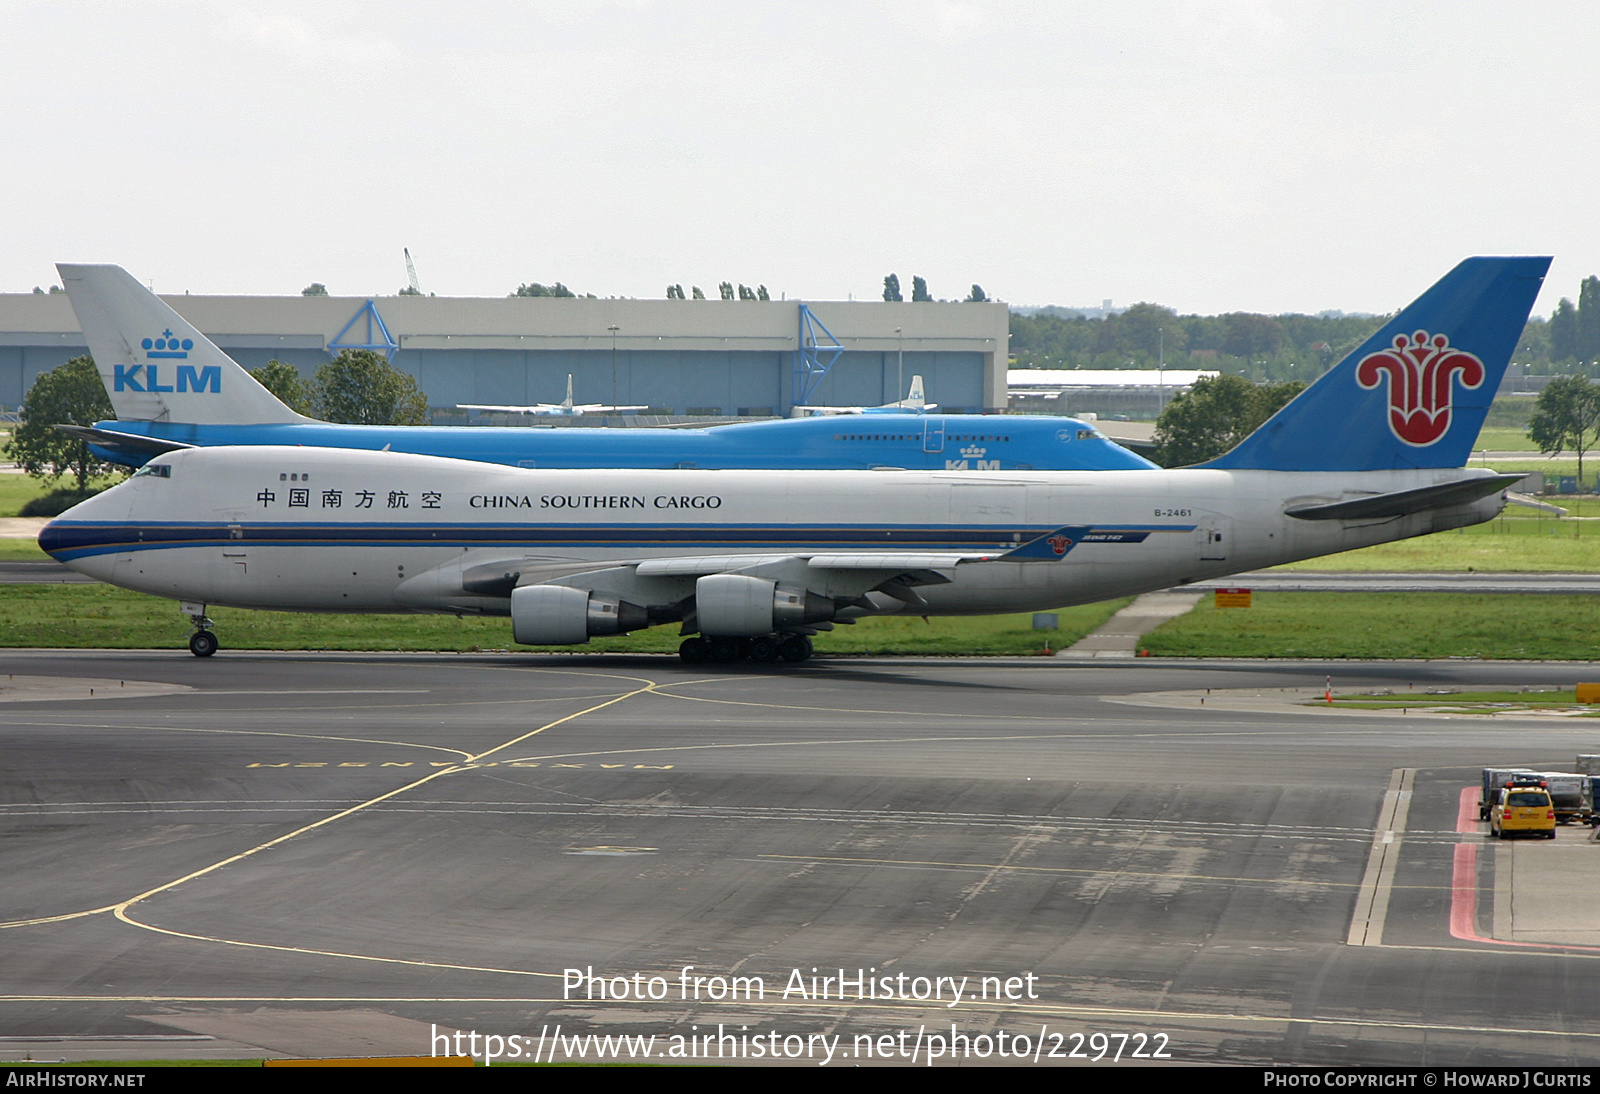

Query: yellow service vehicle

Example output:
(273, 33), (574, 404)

(1490, 785), (1557, 840)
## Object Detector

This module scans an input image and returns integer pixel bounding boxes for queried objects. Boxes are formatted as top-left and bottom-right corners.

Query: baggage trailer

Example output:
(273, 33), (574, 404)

(1533, 772), (1593, 823)
(1480, 768), (1537, 821)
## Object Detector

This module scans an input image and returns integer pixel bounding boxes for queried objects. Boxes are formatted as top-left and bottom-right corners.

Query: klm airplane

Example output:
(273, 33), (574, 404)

(41, 257), (1551, 661)
(56, 264), (1156, 473)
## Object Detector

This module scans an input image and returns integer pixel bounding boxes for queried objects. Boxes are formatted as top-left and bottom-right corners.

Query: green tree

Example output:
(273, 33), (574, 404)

(691, 286), (705, 300)
(312, 350), (429, 425)
(1103, 303), (1184, 360)
(757, 285), (770, 301)
(1219, 313), (1285, 358)
(718, 282), (735, 300)
(512, 282), (576, 298)
(737, 283), (756, 301)
(965, 284), (988, 303)
(1152, 374), (1306, 467)
(883, 274), (902, 302)
(1550, 298), (1579, 363)
(301, 283), (328, 296)
(5, 356), (118, 491)
(1580, 276), (1600, 364)
(1528, 374), (1600, 482)
(666, 284), (685, 300)
(1513, 316), (1550, 366)
(248, 360), (315, 416)
(911, 276), (932, 302)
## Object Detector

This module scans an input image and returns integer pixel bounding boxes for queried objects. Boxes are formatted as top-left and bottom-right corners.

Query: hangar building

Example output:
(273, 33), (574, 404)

(0, 292), (1008, 418)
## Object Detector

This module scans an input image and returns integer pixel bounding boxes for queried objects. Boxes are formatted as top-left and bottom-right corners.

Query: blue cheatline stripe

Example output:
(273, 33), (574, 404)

(39, 520), (1197, 562)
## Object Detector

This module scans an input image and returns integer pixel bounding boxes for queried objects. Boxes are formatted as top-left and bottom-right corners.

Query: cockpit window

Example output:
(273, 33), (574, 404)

(133, 463), (172, 479)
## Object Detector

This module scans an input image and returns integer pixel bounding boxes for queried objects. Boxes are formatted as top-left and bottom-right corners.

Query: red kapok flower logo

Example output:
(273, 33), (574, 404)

(1047, 534), (1072, 555)
(1355, 330), (1485, 447)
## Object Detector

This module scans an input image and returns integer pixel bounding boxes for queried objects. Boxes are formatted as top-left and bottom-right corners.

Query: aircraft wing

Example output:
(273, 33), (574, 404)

(455, 403), (565, 414)
(634, 553), (980, 576)
(436, 521), (1111, 606)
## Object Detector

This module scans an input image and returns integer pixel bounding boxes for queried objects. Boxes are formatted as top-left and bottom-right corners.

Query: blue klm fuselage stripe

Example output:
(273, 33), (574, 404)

(39, 521), (1193, 561)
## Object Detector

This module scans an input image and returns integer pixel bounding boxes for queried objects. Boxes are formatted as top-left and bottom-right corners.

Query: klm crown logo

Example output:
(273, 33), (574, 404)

(960, 444), (986, 460)
(116, 328), (218, 393)
(142, 329), (193, 359)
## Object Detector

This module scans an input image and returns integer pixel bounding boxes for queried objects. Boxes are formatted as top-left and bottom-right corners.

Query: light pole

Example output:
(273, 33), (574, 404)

(1157, 326), (1165, 415)
(608, 324), (620, 418)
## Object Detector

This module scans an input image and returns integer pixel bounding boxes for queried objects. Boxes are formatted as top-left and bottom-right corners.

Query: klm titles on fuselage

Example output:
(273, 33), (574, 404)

(471, 494), (724, 510)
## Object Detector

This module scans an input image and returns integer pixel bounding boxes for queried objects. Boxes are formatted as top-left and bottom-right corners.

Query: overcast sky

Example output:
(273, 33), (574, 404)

(4, 2), (1594, 316)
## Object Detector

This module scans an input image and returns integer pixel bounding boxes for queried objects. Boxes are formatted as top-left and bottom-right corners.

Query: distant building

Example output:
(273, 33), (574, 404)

(1009, 300), (1125, 321)
(0, 293), (1009, 417)
(1007, 368), (1219, 420)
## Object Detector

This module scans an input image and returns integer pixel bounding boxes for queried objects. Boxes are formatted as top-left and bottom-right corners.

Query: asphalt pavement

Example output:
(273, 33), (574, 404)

(3, 650), (1600, 1065)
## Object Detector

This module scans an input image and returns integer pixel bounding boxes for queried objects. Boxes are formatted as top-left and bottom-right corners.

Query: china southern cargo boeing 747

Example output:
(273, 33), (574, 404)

(41, 257), (1545, 664)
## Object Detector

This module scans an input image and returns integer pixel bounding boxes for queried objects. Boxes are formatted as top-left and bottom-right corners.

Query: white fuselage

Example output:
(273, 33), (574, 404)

(43, 446), (1506, 623)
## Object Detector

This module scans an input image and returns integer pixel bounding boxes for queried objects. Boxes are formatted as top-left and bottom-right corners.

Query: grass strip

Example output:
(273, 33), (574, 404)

(1142, 592), (1600, 660)
(0, 584), (1128, 656)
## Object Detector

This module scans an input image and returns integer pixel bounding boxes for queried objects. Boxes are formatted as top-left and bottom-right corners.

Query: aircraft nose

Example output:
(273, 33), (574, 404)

(36, 484), (131, 570)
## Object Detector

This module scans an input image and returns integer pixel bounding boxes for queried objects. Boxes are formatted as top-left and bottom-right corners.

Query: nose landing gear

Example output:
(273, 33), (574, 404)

(181, 602), (219, 658)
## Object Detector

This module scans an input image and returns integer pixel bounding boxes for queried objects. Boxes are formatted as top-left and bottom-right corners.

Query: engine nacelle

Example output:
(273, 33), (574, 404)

(511, 584), (649, 645)
(695, 574), (835, 636)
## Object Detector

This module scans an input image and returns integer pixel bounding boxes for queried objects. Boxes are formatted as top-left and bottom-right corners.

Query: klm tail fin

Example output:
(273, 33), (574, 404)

(1204, 256), (1550, 471)
(56, 264), (311, 425)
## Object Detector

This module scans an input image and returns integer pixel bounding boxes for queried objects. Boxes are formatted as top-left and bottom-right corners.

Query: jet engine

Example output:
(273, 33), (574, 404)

(510, 584), (650, 645)
(694, 574), (836, 636)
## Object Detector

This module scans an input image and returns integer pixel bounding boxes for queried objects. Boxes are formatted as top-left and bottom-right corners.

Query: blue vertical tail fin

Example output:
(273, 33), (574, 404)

(1204, 256), (1550, 471)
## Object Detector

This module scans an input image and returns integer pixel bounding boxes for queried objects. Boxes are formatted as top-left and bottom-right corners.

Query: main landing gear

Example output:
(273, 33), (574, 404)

(678, 634), (813, 665)
(181, 602), (219, 658)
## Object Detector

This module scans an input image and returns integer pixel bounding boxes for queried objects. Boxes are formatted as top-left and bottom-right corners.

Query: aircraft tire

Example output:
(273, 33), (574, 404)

(778, 635), (812, 663)
(708, 637), (745, 664)
(747, 635), (780, 662)
(189, 630), (219, 658)
(678, 637), (710, 664)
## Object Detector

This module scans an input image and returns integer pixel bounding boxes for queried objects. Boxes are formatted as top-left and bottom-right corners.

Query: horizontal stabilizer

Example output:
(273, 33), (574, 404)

(1506, 492), (1567, 516)
(53, 423), (195, 456)
(1284, 475), (1522, 521)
